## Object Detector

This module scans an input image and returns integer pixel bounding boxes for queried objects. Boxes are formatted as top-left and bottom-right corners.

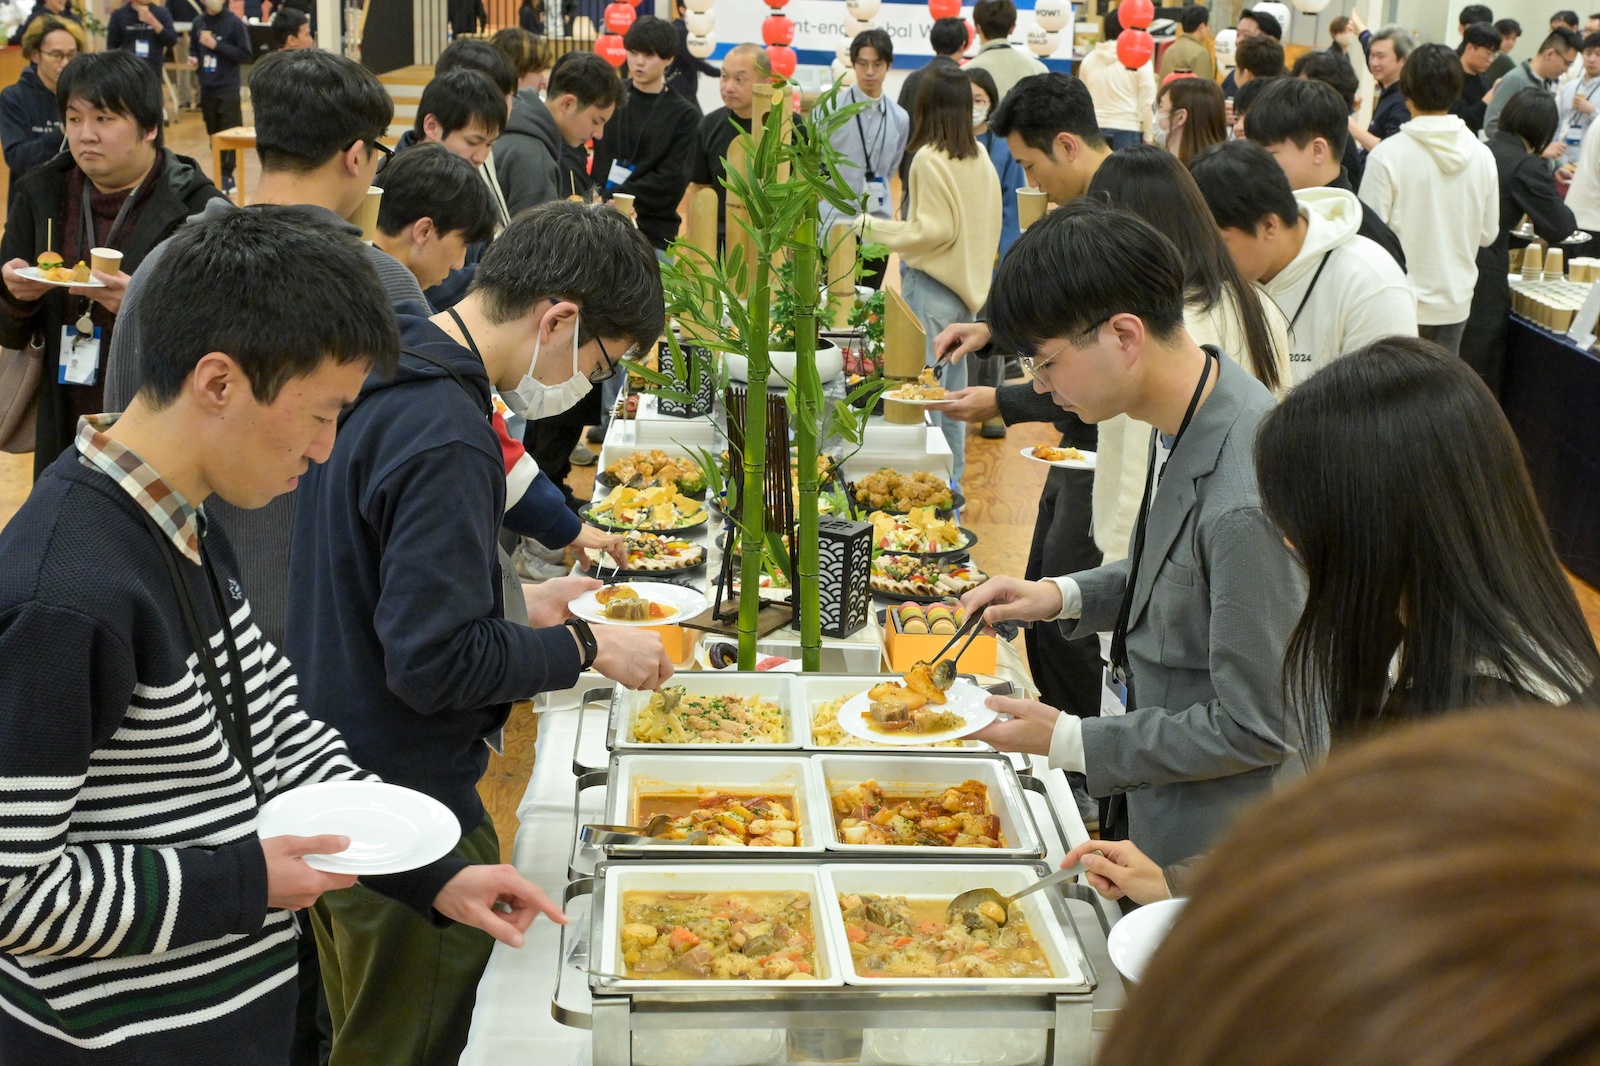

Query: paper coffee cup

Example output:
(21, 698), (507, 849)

(89, 247), (122, 275)
(1545, 248), (1565, 280)
(611, 193), (636, 217)
(1521, 243), (1544, 279)
(1016, 187), (1047, 230)
(347, 185), (383, 242)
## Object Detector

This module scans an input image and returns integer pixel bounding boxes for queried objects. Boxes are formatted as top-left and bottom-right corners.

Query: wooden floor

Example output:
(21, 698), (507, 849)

(3, 111), (1599, 862)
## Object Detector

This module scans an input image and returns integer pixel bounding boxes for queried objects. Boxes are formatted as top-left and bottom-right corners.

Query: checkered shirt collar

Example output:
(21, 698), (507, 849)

(74, 414), (202, 564)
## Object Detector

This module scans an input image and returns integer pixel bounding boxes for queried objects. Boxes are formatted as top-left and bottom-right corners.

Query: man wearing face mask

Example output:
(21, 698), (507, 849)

(186, 0), (252, 195)
(285, 201), (675, 1065)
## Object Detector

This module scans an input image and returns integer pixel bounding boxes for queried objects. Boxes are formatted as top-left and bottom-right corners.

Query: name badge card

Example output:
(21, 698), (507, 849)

(58, 325), (101, 386)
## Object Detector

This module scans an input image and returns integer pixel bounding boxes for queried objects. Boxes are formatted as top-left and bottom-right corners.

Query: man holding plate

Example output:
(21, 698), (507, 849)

(961, 201), (1308, 874)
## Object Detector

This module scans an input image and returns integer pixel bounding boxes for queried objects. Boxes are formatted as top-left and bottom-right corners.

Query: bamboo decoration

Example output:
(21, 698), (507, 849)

(681, 189), (720, 340)
(882, 286), (927, 425)
(827, 223), (857, 329)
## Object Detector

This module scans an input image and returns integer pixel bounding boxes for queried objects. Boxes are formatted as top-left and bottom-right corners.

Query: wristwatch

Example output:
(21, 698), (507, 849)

(565, 617), (598, 670)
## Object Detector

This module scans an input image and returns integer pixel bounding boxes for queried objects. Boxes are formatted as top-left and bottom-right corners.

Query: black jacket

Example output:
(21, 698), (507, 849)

(1368, 80), (1409, 141)
(1452, 71), (1491, 134)
(105, 3), (177, 79)
(189, 10), (253, 93)
(591, 82), (701, 249)
(448, 0), (487, 35)
(1326, 167), (1407, 272)
(0, 65), (62, 205)
(6, 2), (81, 45)
(666, 18), (717, 112)
(0, 149), (222, 478)
(1488, 130), (1576, 256)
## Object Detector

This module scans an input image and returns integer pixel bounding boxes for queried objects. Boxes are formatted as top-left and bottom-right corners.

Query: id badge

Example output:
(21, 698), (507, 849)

(58, 325), (101, 386)
(1102, 667), (1129, 717)
(203, 53), (218, 73)
(134, 39), (150, 58)
(865, 178), (889, 216)
(606, 160), (634, 190)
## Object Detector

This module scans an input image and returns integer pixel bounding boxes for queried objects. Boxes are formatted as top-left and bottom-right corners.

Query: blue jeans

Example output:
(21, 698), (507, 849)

(901, 267), (971, 494)
(1102, 128), (1143, 151)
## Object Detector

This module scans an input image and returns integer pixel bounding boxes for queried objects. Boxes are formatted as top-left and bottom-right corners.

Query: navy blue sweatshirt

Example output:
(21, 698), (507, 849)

(106, 3), (177, 80)
(6, 2), (82, 45)
(285, 314), (583, 883)
(0, 65), (62, 204)
(190, 10), (253, 94)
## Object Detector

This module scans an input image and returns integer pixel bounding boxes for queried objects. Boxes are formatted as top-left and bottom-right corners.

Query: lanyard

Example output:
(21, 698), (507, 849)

(141, 512), (262, 804)
(80, 176), (141, 263)
(1109, 348), (1217, 685)
(851, 89), (889, 180)
(1287, 252), (1332, 332)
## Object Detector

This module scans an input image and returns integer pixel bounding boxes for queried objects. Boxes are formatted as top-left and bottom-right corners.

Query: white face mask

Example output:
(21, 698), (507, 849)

(201, 0), (225, 13)
(972, 105), (989, 128)
(510, 320), (595, 420)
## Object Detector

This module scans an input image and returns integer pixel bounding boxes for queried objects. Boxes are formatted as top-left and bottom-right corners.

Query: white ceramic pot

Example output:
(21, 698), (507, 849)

(725, 339), (843, 384)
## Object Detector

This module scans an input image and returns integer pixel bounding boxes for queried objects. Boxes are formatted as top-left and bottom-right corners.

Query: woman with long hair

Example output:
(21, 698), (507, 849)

(1083, 145), (1288, 559)
(865, 64), (1001, 493)
(1156, 76), (1226, 166)
(1064, 337), (1599, 903)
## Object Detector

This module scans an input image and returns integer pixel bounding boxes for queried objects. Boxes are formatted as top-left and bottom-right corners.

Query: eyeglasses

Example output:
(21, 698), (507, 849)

(591, 333), (638, 384)
(346, 136), (395, 170)
(1020, 318), (1108, 376)
(39, 49), (77, 62)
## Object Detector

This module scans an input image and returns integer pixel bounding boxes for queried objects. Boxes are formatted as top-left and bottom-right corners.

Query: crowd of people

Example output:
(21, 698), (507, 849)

(0, 1), (1596, 1064)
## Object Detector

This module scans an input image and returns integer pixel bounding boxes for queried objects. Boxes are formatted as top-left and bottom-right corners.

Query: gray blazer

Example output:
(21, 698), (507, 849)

(1068, 349), (1308, 868)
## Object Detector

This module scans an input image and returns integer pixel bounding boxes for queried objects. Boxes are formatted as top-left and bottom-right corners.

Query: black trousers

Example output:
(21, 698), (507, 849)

(201, 88), (243, 179)
(1024, 465), (1105, 719)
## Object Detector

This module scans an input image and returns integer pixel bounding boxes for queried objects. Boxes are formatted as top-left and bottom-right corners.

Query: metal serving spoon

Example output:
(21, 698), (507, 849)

(945, 866), (1082, 926)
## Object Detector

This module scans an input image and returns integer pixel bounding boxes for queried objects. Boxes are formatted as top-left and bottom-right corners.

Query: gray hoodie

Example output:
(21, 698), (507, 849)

(492, 88), (563, 217)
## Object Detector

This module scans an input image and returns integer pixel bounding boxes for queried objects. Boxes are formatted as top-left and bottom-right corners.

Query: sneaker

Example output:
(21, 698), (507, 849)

(585, 425), (606, 444)
(221, 175), (236, 197)
(570, 442), (597, 466)
(980, 417), (1006, 439)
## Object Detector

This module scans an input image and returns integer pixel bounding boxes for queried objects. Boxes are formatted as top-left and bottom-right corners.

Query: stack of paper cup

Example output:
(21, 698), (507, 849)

(1521, 243), (1545, 279)
(1545, 248), (1566, 280)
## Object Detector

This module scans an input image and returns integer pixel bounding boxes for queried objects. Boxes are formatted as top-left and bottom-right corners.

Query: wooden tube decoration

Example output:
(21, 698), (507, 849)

(828, 223), (857, 329)
(883, 286), (927, 425)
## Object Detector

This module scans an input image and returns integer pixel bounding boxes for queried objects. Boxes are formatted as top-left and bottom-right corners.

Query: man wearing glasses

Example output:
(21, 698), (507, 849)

(961, 201), (1306, 876)
(283, 200), (675, 1064)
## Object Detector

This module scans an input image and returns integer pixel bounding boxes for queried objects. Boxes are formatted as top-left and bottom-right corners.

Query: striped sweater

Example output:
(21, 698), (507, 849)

(0, 443), (378, 1060)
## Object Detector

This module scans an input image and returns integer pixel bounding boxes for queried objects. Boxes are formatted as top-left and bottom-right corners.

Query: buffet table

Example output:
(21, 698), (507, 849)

(1501, 316), (1600, 586)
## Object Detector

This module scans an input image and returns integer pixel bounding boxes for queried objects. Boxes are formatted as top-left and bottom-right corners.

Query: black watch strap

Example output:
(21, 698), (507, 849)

(566, 617), (599, 670)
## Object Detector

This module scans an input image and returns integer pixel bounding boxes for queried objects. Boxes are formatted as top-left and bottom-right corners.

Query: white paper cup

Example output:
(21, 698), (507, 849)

(1016, 187), (1048, 230)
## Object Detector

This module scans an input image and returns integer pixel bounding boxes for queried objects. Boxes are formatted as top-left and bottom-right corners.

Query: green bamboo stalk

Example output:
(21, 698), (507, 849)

(792, 215), (822, 671)
(737, 243), (773, 670)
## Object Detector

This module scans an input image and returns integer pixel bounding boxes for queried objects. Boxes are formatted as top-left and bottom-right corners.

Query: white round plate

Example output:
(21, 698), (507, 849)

(569, 581), (710, 627)
(1021, 446), (1097, 470)
(256, 780), (460, 874)
(883, 391), (952, 405)
(17, 266), (106, 288)
(1106, 897), (1187, 983)
(836, 678), (997, 744)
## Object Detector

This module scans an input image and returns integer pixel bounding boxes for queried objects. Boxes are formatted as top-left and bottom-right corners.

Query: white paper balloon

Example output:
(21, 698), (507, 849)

(1034, 0), (1069, 32)
(845, 16), (877, 37)
(1290, 0), (1331, 11)
(1026, 25), (1058, 57)
(1213, 27), (1237, 64)
(831, 57), (850, 81)
(685, 10), (714, 35)
(682, 0), (712, 12)
(1249, 2), (1291, 33)
(687, 32), (716, 58)
(836, 38), (853, 63)
(845, 0), (881, 18)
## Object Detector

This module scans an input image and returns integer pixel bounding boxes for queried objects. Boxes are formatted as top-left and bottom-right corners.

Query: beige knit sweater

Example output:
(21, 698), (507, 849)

(859, 145), (1002, 315)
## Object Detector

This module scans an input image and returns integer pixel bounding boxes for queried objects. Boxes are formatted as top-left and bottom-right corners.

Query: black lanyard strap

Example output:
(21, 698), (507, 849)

(852, 89), (889, 181)
(1108, 349), (1216, 685)
(1287, 252), (1332, 332)
(140, 513), (262, 803)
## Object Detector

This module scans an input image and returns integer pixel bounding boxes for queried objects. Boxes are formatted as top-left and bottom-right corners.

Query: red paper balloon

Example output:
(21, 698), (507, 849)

(624, 0), (641, 6)
(928, 0), (961, 19)
(763, 0), (790, 8)
(762, 14), (795, 45)
(596, 33), (627, 67)
(604, 2), (635, 33)
(1120, 0), (1155, 29)
(767, 44), (798, 77)
(1116, 28), (1154, 68)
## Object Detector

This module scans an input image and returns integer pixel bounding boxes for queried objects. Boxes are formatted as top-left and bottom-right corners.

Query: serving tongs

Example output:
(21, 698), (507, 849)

(922, 608), (989, 690)
(578, 813), (707, 848)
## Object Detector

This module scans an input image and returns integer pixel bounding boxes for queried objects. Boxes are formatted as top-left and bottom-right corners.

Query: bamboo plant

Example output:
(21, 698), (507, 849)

(634, 79), (888, 669)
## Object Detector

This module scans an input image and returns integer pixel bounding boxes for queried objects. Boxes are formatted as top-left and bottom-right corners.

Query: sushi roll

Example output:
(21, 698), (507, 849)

(898, 603), (928, 634)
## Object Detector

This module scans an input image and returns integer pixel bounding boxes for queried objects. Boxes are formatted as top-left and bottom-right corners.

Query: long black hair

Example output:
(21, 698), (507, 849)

(1087, 145), (1282, 392)
(1256, 337), (1599, 748)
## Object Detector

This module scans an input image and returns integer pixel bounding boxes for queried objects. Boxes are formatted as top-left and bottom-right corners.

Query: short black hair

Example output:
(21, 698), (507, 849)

(56, 51), (161, 136)
(1495, 17), (1522, 36)
(1399, 43), (1463, 111)
(1245, 76), (1349, 156)
(1586, 30), (1600, 49)
(1236, 35), (1286, 78)
(1458, 4), (1494, 27)
(1180, 5), (1210, 33)
(415, 68), (507, 138)
(1189, 139), (1300, 231)
(139, 206), (398, 407)
(1292, 49), (1359, 109)
(1463, 21), (1504, 49)
(1231, 73), (1277, 120)
(250, 49), (394, 172)
(472, 201), (664, 354)
(1240, 8), (1283, 38)
(623, 15), (678, 60)
(989, 199), (1187, 356)
(929, 16), (968, 56)
(989, 72), (1107, 154)
(376, 142), (497, 244)
(973, 0), (1018, 40)
(1553, 10), (1580, 28)
(1544, 26), (1583, 53)
(270, 5), (309, 48)
(851, 27), (894, 65)
(548, 50), (622, 110)
(1497, 86), (1561, 152)
(436, 38), (516, 97)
